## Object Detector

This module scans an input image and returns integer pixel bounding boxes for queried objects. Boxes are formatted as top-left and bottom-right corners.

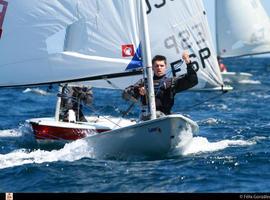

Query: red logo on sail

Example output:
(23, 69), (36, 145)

(0, 0), (8, 39)
(122, 44), (135, 57)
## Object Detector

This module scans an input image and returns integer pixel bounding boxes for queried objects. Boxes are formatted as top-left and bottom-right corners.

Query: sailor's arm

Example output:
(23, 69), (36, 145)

(122, 79), (144, 102)
(173, 51), (198, 93)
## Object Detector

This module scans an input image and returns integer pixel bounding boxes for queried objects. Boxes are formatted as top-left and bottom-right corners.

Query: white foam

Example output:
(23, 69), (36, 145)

(23, 88), (51, 96)
(207, 104), (228, 111)
(178, 136), (255, 156)
(0, 139), (94, 169)
(238, 79), (261, 84)
(250, 136), (268, 142)
(198, 118), (219, 125)
(173, 126), (256, 156)
(0, 129), (22, 137)
(250, 92), (270, 99)
(0, 124), (34, 141)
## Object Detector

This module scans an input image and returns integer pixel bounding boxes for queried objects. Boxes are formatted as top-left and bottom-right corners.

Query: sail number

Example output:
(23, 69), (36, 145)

(165, 23), (206, 53)
(146, 0), (174, 14)
(165, 22), (211, 71)
(0, 0), (8, 39)
(171, 47), (211, 76)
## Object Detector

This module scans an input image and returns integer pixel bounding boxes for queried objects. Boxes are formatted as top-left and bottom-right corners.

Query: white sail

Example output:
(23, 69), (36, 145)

(0, 0), (223, 90)
(0, 0), (142, 87)
(94, 0), (224, 90)
(147, 0), (223, 89)
(216, 0), (270, 58)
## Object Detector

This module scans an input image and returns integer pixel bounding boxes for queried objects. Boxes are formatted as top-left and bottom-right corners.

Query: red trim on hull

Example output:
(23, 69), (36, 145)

(31, 123), (110, 141)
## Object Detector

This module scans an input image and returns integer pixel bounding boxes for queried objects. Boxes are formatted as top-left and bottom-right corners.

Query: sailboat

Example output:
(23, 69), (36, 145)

(0, 0), (225, 157)
(215, 0), (270, 84)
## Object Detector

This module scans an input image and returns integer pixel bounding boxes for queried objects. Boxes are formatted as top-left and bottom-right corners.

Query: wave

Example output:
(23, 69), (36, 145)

(197, 118), (220, 126)
(0, 123), (34, 138)
(175, 128), (256, 156)
(238, 79), (261, 84)
(0, 139), (94, 169)
(22, 88), (52, 96)
(0, 123), (265, 170)
(0, 129), (22, 138)
(250, 92), (270, 99)
(0, 123), (41, 149)
(205, 104), (229, 111)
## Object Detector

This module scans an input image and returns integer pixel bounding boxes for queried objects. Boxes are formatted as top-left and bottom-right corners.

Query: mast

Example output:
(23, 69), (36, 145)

(214, 0), (220, 57)
(140, 0), (156, 120)
(55, 86), (62, 122)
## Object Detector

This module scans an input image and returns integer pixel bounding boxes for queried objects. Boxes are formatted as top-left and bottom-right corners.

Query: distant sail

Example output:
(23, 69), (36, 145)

(216, 0), (270, 58)
(0, 0), (142, 87)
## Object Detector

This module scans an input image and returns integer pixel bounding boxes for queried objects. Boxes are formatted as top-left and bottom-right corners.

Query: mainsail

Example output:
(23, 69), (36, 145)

(216, 0), (270, 58)
(0, 0), (223, 90)
(0, 0), (142, 87)
(147, 0), (223, 89)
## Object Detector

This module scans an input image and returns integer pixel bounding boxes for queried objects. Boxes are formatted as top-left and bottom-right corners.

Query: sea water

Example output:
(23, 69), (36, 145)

(0, 57), (270, 192)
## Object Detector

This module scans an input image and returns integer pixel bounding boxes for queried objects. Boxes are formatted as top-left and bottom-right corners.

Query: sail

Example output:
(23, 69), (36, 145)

(216, 0), (270, 58)
(0, 0), (142, 87)
(147, 0), (223, 89)
(0, 0), (223, 90)
(94, 0), (224, 90)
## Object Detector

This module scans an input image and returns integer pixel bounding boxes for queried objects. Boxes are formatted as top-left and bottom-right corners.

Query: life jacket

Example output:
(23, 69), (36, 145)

(143, 75), (174, 115)
(59, 85), (92, 122)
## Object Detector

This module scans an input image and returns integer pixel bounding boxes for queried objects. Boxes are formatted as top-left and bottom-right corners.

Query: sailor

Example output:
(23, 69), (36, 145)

(122, 51), (198, 120)
(217, 56), (228, 72)
(59, 84), (93, 122)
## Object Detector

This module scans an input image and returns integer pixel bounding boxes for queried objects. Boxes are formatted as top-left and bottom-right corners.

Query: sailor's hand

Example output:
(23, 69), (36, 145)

(122, 91), (138, 103)
(138, 86), (146, 96)
(122, 91), (130, 101)
(182, 50), (191, 64)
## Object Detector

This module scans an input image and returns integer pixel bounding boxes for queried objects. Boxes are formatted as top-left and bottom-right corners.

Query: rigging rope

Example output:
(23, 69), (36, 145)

(59, 93), (122, 127)
(181, 89), (229, 112)
(104, 78), (142, 117)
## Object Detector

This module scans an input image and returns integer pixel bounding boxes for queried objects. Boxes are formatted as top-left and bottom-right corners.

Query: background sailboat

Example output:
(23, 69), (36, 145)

(0, 0), (226, 157)
(215, 0), (270, 84)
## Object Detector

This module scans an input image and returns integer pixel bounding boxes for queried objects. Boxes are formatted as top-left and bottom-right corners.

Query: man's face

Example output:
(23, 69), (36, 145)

(153, 60), (167, 77)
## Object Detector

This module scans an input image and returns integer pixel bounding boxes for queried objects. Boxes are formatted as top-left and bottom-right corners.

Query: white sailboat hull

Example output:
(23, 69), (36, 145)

(28, 114), (198, 157)
(85, 114), (198, 157)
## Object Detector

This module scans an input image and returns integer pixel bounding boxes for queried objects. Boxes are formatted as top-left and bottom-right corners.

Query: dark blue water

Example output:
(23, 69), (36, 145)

(0, 57), (270, 192)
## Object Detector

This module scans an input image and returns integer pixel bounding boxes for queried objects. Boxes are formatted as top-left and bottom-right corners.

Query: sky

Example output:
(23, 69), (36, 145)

(203, 0), (270, 46)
